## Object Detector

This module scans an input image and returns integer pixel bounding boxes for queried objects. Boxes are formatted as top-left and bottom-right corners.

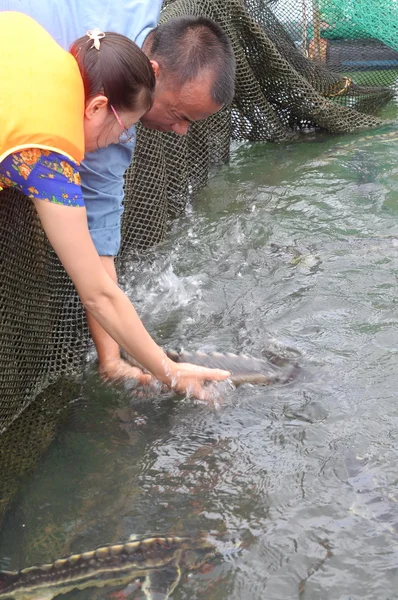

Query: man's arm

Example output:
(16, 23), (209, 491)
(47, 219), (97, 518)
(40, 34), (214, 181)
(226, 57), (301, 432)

(86, 256), (156, 384)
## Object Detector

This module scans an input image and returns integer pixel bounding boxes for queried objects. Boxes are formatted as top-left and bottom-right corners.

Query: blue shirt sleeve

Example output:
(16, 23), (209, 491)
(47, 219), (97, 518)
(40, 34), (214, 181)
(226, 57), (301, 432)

(130, 0), (163, 47)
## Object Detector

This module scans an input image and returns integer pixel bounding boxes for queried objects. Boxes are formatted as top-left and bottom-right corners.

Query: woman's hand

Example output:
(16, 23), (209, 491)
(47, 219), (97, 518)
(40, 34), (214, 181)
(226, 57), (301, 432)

(161, 359), (230, 400)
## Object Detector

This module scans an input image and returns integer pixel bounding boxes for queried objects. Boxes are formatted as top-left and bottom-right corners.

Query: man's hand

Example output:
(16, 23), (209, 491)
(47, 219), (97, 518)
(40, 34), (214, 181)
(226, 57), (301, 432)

(99, 357), (156, 386)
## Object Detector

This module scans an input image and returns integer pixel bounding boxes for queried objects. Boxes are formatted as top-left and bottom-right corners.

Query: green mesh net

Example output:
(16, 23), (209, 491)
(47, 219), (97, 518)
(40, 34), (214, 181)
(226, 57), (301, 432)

(0, 0), (397, 523)
(318, 0), (398, 49)
(270, 0), (398, 86)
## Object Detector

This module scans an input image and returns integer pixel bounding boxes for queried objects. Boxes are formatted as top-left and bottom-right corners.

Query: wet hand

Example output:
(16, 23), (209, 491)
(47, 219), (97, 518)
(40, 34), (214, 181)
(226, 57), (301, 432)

(164, 361), (231, 401)
(99, 358), (155, 386)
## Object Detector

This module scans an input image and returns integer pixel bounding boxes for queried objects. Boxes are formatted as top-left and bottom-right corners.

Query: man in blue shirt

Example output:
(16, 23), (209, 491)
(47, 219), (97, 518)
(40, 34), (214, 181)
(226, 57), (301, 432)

(1, 0), (236, 384)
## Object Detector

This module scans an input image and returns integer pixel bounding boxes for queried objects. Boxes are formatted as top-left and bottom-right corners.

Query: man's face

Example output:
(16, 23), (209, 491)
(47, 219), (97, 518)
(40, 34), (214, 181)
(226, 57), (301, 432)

(140, 66), (223, 135)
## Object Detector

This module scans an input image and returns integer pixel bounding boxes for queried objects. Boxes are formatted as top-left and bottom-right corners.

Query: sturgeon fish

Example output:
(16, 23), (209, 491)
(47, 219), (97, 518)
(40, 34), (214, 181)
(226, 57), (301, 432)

(0, 535), (216, 600)
(320, 127), (398, 161)
(166, 349), (299, 386)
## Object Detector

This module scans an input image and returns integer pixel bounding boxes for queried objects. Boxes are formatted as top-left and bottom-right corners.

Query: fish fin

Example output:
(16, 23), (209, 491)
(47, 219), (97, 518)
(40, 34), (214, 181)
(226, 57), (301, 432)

(165, 349), (181, 363)
(142, 566), (181, 600)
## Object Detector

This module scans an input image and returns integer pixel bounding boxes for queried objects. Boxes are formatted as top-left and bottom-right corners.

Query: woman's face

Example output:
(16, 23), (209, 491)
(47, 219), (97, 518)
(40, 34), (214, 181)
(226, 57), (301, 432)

(83, 94), (149, 152)
(84, 105), (146, 152)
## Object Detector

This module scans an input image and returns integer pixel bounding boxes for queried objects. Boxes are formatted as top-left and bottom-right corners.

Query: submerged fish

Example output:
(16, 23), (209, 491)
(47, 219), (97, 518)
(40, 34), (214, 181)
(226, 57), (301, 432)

(0, 535), (216, 600)
(320, 128), (398, 161)
(166, 349), (299, 386)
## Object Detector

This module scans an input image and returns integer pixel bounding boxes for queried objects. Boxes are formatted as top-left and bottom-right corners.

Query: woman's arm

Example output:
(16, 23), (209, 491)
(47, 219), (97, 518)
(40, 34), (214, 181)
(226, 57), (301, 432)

(32, 199), (230, 398)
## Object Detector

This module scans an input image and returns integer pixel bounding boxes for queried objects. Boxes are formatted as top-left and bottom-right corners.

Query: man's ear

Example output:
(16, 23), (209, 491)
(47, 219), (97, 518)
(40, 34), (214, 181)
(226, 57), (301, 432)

(150, 60), (160, 79)
(85, 94), (109, 120)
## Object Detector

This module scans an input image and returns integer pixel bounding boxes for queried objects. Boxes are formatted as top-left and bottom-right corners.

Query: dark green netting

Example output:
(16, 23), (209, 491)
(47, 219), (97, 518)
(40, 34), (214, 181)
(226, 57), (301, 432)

(0, 0), (397, 523)
(0, 378), (82, 525)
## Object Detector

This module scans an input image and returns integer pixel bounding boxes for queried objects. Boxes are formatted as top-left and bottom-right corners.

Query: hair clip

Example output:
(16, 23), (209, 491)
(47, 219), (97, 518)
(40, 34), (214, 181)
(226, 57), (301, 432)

(86, 28), (105, 50)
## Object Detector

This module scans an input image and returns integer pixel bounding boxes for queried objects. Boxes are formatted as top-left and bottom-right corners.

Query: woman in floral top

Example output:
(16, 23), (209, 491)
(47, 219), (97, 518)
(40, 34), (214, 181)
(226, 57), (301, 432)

(0, 12), (229, 398)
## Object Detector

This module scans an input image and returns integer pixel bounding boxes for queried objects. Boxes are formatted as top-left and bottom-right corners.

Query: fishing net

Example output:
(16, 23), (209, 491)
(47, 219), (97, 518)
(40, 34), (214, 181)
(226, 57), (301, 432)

(318, 0), (398, 51)
(0, 0), (397, 521)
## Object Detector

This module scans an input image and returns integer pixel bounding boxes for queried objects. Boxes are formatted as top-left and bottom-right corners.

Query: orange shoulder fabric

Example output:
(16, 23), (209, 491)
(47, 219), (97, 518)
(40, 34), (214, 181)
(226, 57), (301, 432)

(0, 11), (85, 164)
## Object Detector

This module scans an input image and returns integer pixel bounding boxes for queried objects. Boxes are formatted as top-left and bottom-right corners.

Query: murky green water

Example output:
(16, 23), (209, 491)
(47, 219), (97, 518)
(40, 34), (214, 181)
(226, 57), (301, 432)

(2, 118), (398, 599)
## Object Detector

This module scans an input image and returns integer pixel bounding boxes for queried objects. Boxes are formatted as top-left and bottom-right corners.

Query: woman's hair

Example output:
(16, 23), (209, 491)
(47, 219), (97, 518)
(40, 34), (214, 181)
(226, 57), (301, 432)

(70, 32), (155, 112)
